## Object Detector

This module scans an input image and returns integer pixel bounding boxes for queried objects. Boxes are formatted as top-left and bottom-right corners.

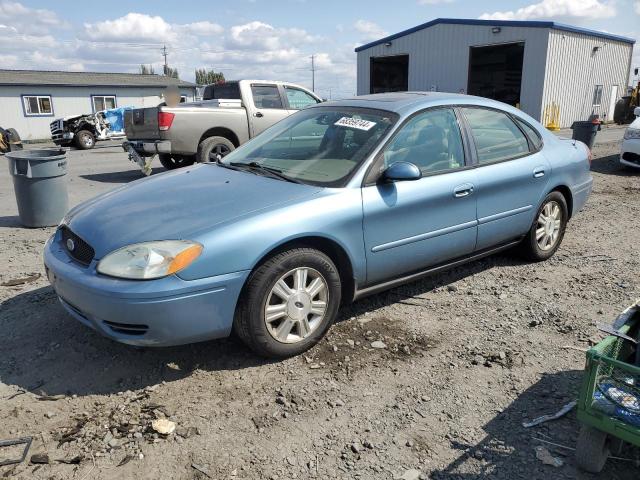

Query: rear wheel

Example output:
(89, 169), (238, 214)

(518, 191), (568, 261)
(74, 130), (95, 150)
(196, 136), (235, 164)
(575, 426), (610, 473)
(158, 154), (195, 170)
(233, 248), (341, 358)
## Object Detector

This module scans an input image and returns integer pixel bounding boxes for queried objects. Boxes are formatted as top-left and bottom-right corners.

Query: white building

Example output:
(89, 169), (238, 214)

(356, 18), (635, 128)
(0, 70), (197, 140)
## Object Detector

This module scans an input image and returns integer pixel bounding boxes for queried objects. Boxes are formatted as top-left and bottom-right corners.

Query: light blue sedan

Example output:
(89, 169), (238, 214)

(44, 93), (592, 357)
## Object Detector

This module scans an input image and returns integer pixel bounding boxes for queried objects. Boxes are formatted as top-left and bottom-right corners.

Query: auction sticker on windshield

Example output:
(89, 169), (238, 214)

(334, 117), (377, 131)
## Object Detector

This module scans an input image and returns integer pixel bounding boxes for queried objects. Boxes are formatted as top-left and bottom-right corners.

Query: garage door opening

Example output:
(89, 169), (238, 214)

(370, 55), (409, 94)
(468, 42), (524, 107)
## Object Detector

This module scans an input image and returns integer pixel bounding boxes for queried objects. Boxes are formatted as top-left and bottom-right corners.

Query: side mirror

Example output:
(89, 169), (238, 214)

(635, 107), (640, 117)
(382, 161), (421, 182)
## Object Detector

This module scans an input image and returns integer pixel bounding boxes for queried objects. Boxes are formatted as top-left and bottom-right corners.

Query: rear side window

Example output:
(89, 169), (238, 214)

(462, 107), (530, 164)
(251, 85), (284, 109)
(514, 117), (543, 151)
(203, 82), (241, 100)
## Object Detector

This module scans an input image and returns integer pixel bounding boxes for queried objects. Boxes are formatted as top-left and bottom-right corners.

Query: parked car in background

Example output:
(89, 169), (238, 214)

(620, 107), (640, 169)
(122, 80), (321, 173)
(44, 92), (592, 357)
(50, 107), (132, 150)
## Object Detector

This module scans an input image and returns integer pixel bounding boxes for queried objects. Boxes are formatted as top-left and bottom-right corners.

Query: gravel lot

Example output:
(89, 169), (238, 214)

(1, 128), (639, 479)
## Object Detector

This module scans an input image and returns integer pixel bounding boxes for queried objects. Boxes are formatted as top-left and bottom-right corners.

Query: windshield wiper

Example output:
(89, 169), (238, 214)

(229, 161), (302, 184)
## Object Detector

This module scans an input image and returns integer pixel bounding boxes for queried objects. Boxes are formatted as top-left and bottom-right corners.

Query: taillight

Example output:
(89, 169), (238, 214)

(158, 112), (175, 131)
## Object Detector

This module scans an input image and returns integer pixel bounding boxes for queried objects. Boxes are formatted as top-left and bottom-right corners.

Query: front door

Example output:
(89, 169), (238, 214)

(362, 107), (478, 285)
(249, 84), (291, 137)
(459, 107), (551, 251)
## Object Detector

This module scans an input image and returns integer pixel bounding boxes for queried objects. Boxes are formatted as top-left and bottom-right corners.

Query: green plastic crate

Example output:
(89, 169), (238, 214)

(577, 302), (640, 448)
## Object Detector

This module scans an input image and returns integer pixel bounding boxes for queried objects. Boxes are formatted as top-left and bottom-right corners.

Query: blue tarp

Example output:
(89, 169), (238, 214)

(103, 106), (134, 133)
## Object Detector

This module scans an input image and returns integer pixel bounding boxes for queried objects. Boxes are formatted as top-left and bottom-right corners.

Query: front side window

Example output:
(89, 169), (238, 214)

(221, 107), (397, 186)
(383, 108), (465, 174)
(592, 85), (603, 106)
(23, 95), (53, 116)
(285, 87), (319, 110)
(461, 107), (530, 164)
(251, 85), (283, 109)
(92, 95), (116, 112)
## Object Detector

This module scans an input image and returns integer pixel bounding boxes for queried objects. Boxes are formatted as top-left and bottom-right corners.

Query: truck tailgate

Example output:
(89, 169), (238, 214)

(124, 107), (160, 140)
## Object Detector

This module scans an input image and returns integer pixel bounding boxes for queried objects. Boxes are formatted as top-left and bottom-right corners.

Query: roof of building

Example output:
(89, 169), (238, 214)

(0, 69), (196, 88)
(355, 18), (636, 52)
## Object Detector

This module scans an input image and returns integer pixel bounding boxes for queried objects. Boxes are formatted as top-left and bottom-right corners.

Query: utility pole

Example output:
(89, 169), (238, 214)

(310, 55), (315, 92)
(162, 45), (168, 76)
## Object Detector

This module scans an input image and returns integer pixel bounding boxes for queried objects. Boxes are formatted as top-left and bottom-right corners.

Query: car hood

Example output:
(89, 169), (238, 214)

(65, 164), (323, 259)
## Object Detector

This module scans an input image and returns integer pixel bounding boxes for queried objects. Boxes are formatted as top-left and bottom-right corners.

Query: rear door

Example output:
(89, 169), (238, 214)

(460, 106), (550, 251)
(124, 107), (160, 140)
(248, 84), (290, 136)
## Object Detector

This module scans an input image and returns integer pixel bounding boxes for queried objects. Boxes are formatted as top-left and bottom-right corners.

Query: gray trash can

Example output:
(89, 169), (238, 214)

(5, 148), (68, 227)
(570, 121), (601, 149)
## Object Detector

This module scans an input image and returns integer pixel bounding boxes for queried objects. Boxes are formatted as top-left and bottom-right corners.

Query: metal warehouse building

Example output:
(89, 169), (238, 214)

(0, 70), (196, 140)
(356, 18), (635, 128)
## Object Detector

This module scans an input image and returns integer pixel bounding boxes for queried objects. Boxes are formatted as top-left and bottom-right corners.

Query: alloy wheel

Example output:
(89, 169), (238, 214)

(208, 143), (231, 162)
(536, 200), (562, 251)
(264, 267), (328, 344)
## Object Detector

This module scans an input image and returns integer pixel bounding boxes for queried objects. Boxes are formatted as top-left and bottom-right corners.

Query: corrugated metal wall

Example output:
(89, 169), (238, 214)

(541, 30), (633, 127)
(356, 23), (550, 120)
(0, 85), (195, 140)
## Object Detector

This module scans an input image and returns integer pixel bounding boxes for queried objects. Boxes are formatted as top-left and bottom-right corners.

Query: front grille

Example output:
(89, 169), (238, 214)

(50, 119), (64, 142)
(622, 151), (640, 165)
(103, 321), (149, 336)
(60, 227), (95, 266)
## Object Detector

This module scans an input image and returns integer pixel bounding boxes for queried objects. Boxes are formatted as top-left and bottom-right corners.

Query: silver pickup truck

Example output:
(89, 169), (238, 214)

(123, 80), (321, 173)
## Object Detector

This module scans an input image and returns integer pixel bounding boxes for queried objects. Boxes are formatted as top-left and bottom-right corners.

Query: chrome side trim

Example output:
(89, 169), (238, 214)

(353, 239), (522, 300)
(478, 205), (532, 225)
(371, 220), (477, 252)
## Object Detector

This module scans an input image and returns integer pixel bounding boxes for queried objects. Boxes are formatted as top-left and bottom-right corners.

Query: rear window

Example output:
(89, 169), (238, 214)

(203, 82), (241, 100)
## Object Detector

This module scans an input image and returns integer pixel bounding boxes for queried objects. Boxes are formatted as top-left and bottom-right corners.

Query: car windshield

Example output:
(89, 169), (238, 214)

(220, 107), (398, 186)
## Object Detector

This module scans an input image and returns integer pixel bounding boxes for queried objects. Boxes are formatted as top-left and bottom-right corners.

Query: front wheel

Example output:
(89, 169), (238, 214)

(518, 191), (568, 261)
(233, 248), (342, 358)
(158, 154), (195, 170)
(74, 130), (95, 150)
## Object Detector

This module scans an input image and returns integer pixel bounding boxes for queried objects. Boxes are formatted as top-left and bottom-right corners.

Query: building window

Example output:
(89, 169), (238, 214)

(22, 95), (53, 116)
(92, 95), (117, 112)
(180, 95), (187, 103)
(592, 85), (603, 106)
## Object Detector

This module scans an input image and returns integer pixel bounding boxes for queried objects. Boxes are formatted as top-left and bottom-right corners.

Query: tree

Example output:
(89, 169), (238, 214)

(139, 64), (155, 75)
(195, 68), (225, 85)
(164, 66), (179, 79)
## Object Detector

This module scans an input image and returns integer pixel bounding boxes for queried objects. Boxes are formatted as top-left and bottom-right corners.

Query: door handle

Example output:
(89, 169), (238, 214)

(453, 184), (474, 198)
(533, 167), (545, 178)
(253, 112), (264, 118)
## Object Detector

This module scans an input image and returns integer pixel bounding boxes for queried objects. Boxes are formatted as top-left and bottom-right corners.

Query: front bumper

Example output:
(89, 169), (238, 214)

(43, 231), (249, 347)
(123, 140), (172, 156)
(620, 138), (640, 169)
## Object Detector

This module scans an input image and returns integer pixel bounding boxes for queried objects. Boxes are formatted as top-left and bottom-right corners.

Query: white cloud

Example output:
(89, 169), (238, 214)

(83, 13), (176, 43)
(0, 1), (65, 34)
(354, 20), (388, 41)
(479, 0), (616, 20)
(418, 0), (454, 4)
(226, 21), (316, 51)
(635, 0), (640, 15)
(179, 21), (223, 36)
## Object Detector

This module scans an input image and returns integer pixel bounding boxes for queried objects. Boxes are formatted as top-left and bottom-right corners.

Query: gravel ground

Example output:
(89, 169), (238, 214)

(1, 130), (639, 480)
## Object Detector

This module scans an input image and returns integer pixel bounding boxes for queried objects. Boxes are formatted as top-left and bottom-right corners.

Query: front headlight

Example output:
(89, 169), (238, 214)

(624, 128), (640, 140)
(97, 240), (203, 280)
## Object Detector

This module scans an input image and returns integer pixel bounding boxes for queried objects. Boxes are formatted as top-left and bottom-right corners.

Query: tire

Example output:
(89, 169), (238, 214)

(75, 130), (95, 150)
(233, 248), (342, 358)
(158, 154), (195, 170)
(518, 191), (568, 261)
(196, 136), (235, 164)
(575, 426), (610, 473)
(6, 128), (22, 151)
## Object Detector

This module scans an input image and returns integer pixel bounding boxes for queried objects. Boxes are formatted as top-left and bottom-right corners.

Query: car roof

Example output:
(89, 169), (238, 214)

(317, 92), (515, 116)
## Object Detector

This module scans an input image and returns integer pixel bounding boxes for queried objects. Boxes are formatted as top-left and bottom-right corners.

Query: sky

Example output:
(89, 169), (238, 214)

(0, 0), (638, 99)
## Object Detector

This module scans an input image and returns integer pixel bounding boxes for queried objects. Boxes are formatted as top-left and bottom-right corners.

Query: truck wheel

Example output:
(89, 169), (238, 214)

(196, 136), (235, 163)
(575, 426), (610, 473)
(158, 154), (195, 170)
(75, 130), (95, 150)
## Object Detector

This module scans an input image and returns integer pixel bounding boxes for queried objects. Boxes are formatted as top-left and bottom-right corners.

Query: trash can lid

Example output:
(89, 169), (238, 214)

(5, 148), (66, 161)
